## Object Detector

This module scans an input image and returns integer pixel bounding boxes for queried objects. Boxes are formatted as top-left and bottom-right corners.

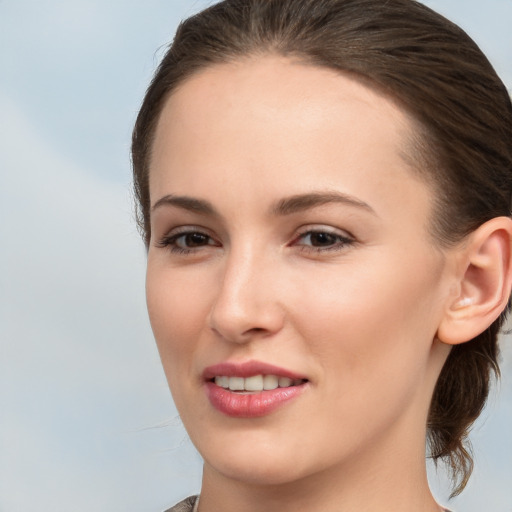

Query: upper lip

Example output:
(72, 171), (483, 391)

(202, 360), (308, 381)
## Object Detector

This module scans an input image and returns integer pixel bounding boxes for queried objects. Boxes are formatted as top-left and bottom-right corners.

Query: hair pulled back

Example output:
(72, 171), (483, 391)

(132, 0), (512, 496)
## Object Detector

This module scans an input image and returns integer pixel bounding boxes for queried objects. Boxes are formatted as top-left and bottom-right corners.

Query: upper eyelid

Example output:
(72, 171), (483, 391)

(287, 227), (357, 254)
(156, 224), (355, 245)
(154, 226), (219, 248)
(293, 225), (355, 239)
(162, 225), (215, 238)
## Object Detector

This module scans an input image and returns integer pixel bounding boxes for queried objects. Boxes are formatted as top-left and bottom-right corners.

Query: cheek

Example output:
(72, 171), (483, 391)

(286, 261), (444, 458)
(145, 264), (212, 375)
(292, 251), (444, 394)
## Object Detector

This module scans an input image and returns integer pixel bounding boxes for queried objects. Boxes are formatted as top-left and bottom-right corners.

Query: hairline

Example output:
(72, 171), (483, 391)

(145, 51), (451, 249)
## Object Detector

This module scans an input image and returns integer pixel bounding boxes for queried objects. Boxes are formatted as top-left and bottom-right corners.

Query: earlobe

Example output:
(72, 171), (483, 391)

(437, 216), (512, 345)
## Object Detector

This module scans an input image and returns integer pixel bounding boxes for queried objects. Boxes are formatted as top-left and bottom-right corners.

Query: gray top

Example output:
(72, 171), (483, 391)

(164, 495), (199, 512)
(163, 495), (453, 512)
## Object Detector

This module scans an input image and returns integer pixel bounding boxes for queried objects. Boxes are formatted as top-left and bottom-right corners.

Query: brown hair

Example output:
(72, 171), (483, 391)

(131, 0), (512, 496)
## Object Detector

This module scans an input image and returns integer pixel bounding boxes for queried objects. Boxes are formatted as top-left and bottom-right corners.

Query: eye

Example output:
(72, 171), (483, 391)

(156, 228), (220, 254)
(292, 228), (355, 253)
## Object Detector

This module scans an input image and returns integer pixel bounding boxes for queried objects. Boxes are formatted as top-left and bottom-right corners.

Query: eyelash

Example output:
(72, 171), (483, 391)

(156, 229), (218, 255)
(291, 229), (355, 253)
(156, 228), (355, 255)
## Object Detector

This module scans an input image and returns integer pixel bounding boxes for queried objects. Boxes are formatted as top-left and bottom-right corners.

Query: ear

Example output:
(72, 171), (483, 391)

(437, 216), (512, 345)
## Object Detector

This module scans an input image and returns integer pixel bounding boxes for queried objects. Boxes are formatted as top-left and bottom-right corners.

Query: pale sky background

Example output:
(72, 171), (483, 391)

(0, 1), (511, 511)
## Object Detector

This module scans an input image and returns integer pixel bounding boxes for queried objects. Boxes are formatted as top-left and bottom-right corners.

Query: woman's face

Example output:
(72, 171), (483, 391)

(146, 56), (454, 485)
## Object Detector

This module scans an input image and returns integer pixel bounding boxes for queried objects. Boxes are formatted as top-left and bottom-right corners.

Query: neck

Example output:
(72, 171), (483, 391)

(198, 415), (443, 512)
(200, 463), (440, 512)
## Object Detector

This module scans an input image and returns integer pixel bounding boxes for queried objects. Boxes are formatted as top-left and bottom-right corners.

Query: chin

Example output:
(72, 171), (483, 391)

(193, 425), (331, 487)
(206, 452), (309, 486)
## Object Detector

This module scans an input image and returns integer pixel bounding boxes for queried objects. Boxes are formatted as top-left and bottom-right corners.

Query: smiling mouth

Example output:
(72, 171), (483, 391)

(205, 364), (309, 417)
(211, 375), (307, 393)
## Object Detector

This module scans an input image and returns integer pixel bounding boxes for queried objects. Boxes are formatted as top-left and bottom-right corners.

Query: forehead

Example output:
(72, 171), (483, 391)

(150, 55), (433, 227)
(155, 55), (413, 148)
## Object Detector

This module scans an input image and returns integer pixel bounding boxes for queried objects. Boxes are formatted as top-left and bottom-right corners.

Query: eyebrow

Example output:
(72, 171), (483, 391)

(151, 191), (377, 217)
(152, 194), (216, 215)
(271, 191), (377, 217)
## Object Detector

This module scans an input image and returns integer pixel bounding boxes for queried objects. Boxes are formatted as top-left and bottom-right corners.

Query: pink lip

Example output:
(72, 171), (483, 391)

(203, 360), (308, 418)
(202, 360), (307, 380)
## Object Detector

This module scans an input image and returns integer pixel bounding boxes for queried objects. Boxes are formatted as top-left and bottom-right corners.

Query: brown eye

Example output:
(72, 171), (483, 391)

(180, 233), (210, 248)
(308, 232), (338, 247)
(157, 229), (220, 254)
(293, 229), (355, 253)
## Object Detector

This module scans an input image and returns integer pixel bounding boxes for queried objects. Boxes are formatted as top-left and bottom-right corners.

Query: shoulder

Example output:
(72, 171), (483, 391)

(163, 495), (199, 512)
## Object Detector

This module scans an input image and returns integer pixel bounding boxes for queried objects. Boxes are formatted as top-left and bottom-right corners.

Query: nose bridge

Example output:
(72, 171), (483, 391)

(209, 239), (283, 342)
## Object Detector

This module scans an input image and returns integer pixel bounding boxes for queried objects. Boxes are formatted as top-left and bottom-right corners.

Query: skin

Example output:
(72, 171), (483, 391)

(146, 56), (461, 512)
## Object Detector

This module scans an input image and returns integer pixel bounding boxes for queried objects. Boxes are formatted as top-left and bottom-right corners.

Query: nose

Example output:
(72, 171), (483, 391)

(208, 246), (285, 344)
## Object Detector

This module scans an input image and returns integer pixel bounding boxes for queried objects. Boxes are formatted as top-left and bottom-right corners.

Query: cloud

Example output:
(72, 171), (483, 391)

(0, 92), (202, 511)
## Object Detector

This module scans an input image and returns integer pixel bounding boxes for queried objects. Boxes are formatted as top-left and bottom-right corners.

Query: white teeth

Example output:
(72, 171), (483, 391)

(214, 374), (301, 391)
(278, 377), (293, 387)
(228, 376), (245, 391)
(263, 374), (279, 390)
(244, 375), (263, 391)
(214, 376), (229, 388)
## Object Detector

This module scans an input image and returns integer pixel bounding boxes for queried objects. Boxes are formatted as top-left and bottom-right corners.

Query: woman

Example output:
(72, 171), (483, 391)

(132, 1), (512, 511)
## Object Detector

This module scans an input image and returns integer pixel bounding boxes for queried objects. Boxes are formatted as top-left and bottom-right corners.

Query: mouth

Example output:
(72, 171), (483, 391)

(203, 361), (309, 417)
(210, 374), (307, 393)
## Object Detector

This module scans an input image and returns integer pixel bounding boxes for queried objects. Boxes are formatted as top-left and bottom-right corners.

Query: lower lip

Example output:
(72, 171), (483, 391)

(205, 381), (307, 418)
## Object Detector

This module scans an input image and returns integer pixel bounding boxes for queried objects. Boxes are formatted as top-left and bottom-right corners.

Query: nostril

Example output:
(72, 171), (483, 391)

(240, 326), (272, 338)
